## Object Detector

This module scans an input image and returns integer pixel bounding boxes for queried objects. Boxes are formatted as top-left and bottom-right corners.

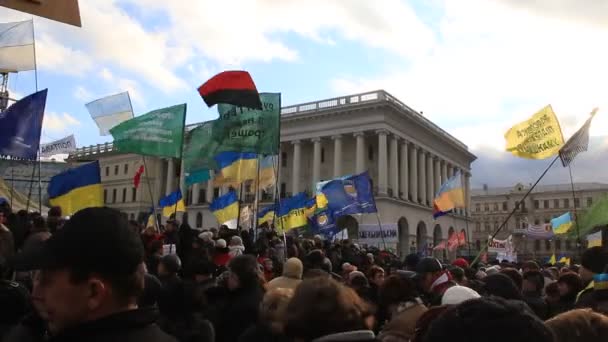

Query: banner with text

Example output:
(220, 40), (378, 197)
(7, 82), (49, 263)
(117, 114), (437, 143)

(487, 235), (514, 254)
(504, 105), (564, 159)
(40, 135), (76, 158)
(357, 223), (398, 250)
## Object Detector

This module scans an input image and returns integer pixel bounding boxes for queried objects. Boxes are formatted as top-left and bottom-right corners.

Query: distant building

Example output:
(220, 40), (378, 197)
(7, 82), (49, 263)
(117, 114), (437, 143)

(471, 182), (608, 260)
(69, 90), (477, 257)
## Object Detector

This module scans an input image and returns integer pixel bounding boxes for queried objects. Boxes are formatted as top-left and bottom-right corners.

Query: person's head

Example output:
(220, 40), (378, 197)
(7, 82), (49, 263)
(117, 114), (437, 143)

(128, 220), (140, 234)
(580, 247), (608, 283)
(481, 273), (522, 300)
(522, 270), (545, 294)
(545, 282), (561, 304)
(522, 260), (541, 274)
(284, 277), (373, 341)
(0, 207), (9, 224)
(228, 255), (260, 290)
(348, 271), (369, 289)
(283, 257), (303, 280)
(441, 285), (481, 306)
(379, 274), (418, 309)
(369, 266), (385, 287)
(216, 238), (227, 249)
(191, 260), (216, 283)
(499, 267), (523, 291)
(422, 297), (553, 342)
(158, 254), (181, 277)
(404, 253), (420, 271)
(230, 235), (243, 246)
(48, 206), (62, 218)
(416, 257), (443, 292)
(13, 207), (145, 335)
(452, 258), (469, 269)
(260, 288), (294, 334)
(449, 266), (466, 285)
(557, 272), (583, 298)
(545, 309), (608, 342)
(165, 220), (178, 232)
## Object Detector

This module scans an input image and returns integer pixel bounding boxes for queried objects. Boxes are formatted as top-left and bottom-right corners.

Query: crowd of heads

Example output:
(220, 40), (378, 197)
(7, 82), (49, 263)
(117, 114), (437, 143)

(0, 202), (608, 342)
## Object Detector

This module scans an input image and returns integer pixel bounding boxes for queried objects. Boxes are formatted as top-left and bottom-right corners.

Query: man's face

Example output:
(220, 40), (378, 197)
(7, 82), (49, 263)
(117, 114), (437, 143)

(579, 266), (594, 284)
(372, 272), (385, 287)
(32, 269), (91, 335)
(420, 272), (434, 292)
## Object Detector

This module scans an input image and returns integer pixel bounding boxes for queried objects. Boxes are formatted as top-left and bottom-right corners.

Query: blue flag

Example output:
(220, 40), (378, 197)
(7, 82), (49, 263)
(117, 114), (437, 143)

(321, 171), (377, 217)
(0, 89), (47, 160)
(309, 208), (340, 238)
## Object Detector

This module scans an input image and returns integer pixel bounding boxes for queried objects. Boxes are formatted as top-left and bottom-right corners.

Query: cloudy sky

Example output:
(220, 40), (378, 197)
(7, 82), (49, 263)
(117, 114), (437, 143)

(2, 0), (607, 187)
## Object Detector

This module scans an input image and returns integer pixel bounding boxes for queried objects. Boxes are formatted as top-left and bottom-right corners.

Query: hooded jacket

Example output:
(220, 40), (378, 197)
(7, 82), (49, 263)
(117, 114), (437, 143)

(267, 258), (303, 291)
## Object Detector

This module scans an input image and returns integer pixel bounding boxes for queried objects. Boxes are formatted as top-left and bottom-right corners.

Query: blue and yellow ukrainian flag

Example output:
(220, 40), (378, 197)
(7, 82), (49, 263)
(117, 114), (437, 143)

(304, 197), (317, 218)
(277, 192), (308, 233)
(214, 152), (258, 186)
(558, 255), (571, 266)
(257, 155), (276, 190)
(210, 190), (239, 229)
(48, 161), (103, 215)
(257, 204), (275, 226)
(433, 171), (465, 218)
(551, 212), (573, 235)
(159, 190), (186, 218)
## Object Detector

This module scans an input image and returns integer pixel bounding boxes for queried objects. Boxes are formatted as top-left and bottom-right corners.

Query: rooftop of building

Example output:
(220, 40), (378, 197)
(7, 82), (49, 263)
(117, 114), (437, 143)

(472, 182), (608, 197)
(69, 89), (470, 161)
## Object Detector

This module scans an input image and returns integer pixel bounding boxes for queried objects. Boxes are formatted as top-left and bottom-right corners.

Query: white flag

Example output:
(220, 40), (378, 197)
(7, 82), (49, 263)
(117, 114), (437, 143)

(40, 134), (77, 158)
(0, 20), (35, 73)
(85, 92), (134, 136)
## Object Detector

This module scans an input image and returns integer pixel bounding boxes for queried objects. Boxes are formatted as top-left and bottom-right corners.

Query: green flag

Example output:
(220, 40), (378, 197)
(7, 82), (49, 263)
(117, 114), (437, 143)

(183, 121), (220, 173)
(110, 104), (186, 158)
(576, 195), (608, 236)
(215, 92), (280, 155)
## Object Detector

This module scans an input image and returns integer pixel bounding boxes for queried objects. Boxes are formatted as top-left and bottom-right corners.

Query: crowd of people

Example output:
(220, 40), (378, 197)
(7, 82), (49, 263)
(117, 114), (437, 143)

(1, 203), (608, 342)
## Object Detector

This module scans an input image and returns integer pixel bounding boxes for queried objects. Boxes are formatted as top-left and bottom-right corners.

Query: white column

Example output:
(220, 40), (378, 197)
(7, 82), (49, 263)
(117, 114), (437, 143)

(333, 135), (343, 177)
(410, 145), (418, 203)
(192, 183), (200, 205)
(206, 178), (214, 203)
(441, 161), (448, 184)
(292, 140), (301, 194)
(400, 140), (409, 200)
(434, 157), (441, 192)
(166, 158), (175, 195)
(179, 159), (186, 197)
(377, 130), (388, 195)
(447, 164), (453, 179)
(154, 158), (164, 202)
(427, 153), (434, 205)
(419, 149), (426, 205)
(312, 138), (321, 189)
(354, 132), (365, 173)
(389, 135), (399, 198)
(465, 171), (471, 216)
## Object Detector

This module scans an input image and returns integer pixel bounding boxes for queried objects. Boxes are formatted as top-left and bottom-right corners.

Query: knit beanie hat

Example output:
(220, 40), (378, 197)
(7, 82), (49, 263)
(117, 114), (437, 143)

(441, 285), (481, 305)
(581, 247), (608, 274)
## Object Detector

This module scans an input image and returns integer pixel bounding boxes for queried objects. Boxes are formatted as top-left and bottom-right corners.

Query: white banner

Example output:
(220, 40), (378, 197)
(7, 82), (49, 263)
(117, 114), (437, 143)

(357, 224), (398, 250)
(487, 235), (513, 254)
(40, 135), (76, 157)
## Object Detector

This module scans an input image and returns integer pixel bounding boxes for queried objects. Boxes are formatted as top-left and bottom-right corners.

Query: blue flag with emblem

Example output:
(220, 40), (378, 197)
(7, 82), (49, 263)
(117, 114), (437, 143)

(320, 171), (377, 217)
(309, 208), (340, 238)
(0, 89), (47, 160)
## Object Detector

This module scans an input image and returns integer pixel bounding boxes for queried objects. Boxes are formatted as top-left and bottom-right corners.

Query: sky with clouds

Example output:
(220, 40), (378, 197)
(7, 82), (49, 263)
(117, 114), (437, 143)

(2, 0), (607, 187)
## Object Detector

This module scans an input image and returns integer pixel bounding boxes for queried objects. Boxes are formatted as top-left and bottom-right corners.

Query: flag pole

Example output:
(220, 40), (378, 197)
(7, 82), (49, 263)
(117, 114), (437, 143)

(236, 183), (244, 229)
(567, 164), (582, 258)
(142, 156), (159, 232)
(172, 105), (188, 221)
(471, 155), (560, 266)
(10, 166), (14, 209)
(25, 159), (36, 212)
(253, 155), (262, 233)
(271, 94), (283, 239)
(32, 17), (43, 213)
(374, 212), (387, 251)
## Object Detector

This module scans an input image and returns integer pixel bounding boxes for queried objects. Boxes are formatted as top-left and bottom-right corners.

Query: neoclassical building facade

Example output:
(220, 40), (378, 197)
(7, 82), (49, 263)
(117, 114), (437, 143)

(69, 90), (477, 257)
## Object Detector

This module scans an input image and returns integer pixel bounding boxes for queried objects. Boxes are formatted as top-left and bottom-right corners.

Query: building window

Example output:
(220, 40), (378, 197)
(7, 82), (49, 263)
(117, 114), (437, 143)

(129, 213), (135, 220)
(475, 203), (480, 212)
(587, 197), (593, 207)
(475, 222), (481, 232)
(103, 189), (108, 204)
(556, 239), (562, 250)
(554, 199), (560, 208)
(122, 188), (127, 203)
(564, 199), (570, 208)
(476, 240), (481, 250)
(368, 145), (374, 161)
(114, 165), (119, 175)
(566, 240), (572, 250)
(105, 166), (109, 177)
(199, 189), (206, 203)
(196, 213), (203, 228)
(493, 203), (499, 211)
(112, 189), (117, 203)
(281, 152), (287, 167)
(544, 200), (549, 209)
(131, 188), (136, 202)
(484, 204), (489, 212)
(502, 202), (508, 211)
(545, 240), (551, 251)
(534, 200), (539, 209)
(521, 201), (526, 210)
(124, 164), (129, 175)
(534, 240), (541, 251)
(321, 147), (325, 163)
(515, 218), (521, 230)
(485, 223), (491, 232)
(574, 198), (580, 208)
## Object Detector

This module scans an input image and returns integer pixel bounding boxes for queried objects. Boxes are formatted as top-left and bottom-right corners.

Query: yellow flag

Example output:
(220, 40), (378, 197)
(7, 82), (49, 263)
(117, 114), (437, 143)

(505, 105), (564, 159)
(549, 254), (556, 265)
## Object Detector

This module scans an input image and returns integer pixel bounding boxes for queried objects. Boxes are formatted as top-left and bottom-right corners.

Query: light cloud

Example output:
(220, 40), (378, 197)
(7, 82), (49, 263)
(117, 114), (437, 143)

(73, 86), (93, 102)
(36, 33), (94, 76)
(96, 68), (144, 105)
(43, 112), (81, 134)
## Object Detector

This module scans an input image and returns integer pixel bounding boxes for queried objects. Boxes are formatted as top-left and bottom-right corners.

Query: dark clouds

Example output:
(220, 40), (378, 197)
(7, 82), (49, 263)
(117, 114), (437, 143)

(470, 136), (608, 188)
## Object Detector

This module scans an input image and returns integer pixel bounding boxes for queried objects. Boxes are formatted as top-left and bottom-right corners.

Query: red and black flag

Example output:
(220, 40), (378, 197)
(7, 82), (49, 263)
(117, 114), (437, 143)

(197, 70), (262, 110)
(133, 165), (145, 189)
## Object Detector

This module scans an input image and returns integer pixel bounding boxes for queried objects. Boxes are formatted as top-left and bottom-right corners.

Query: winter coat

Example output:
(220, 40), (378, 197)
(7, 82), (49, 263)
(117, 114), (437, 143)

(378, 301), (427, 342)
(213, 248), (232, 267)
(238, 323), (290, 342)
(0, 224), (15, 261)
(22, 231), (51, 252)
(267, 258), (303, 291)
(44, 308), (176, 342)
(312, 330), (377, 342)
(522, 292), (548, 320)
(213, 285), (264, 342)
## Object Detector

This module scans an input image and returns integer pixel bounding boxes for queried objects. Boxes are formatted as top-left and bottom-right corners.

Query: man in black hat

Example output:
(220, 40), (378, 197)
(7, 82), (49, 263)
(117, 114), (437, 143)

(416, 257), (454, 305)
(576, 246), (608, 309)
(11, 207), (176, 342)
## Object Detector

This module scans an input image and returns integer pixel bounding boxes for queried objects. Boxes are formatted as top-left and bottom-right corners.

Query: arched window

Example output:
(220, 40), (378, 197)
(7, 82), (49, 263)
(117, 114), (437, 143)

(196, 212), (203, 228)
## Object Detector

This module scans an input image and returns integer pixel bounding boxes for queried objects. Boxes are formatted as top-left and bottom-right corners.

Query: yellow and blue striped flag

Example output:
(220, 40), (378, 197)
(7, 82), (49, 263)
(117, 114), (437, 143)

(551, 212), (573, 235)
(159, 190), (186, 218)
(257, 204), (275, 226)
(210, 190), (239, 229)
(277, 192), (308, 233)
(48, 161), (103, 216)
(214, 152), (258, 186)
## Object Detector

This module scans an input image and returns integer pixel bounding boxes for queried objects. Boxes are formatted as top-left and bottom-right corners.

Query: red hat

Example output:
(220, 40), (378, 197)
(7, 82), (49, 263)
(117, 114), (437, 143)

(452, 258), (470, 269)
